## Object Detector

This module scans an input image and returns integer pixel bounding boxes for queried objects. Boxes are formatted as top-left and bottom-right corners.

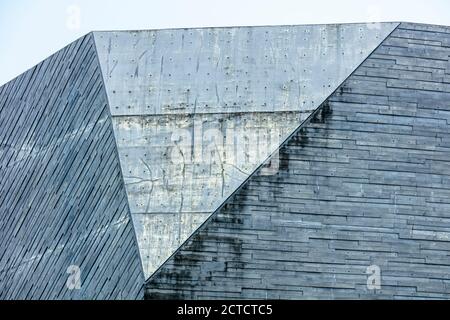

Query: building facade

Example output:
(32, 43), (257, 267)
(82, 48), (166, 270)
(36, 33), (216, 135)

(1, 22), (450, 299)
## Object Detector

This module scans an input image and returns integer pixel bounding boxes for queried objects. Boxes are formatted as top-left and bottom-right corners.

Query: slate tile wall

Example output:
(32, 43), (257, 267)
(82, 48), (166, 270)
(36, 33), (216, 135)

(0, 34), (144, 299)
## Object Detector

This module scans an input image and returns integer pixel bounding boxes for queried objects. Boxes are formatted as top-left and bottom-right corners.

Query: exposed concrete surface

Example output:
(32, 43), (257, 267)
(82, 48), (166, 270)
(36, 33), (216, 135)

(93, 22), (399, 278)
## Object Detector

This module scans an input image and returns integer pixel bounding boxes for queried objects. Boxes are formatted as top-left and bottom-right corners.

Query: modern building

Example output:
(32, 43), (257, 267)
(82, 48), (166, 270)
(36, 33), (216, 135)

(1, 22), (450, 299)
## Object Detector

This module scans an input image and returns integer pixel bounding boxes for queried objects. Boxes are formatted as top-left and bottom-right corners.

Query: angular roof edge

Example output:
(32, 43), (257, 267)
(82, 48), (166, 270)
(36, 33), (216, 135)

(91, 21), (402, 33)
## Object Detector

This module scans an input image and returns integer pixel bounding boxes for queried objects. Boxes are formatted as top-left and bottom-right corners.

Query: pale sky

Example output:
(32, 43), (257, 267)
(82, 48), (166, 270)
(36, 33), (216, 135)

(1, 0), (450, 86)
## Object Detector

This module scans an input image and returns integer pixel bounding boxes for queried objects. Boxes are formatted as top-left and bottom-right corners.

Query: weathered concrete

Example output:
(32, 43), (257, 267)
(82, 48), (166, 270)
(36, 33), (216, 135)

(93, 23), (399, 278)
(145, 22), (450, 299)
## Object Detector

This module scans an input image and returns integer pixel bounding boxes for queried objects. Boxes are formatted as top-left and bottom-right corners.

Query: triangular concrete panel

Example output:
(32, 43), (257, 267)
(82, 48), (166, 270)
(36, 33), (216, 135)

(93, 22), (399, 278)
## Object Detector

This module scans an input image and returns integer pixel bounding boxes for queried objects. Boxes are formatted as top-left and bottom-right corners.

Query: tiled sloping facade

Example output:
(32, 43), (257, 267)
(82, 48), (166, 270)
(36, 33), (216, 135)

(0, 34), (144, 299)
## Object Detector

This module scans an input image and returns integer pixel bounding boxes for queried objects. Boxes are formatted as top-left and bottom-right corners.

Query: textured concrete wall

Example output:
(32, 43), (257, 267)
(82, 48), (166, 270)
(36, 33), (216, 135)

(93, 23), (398, 278)
(0, 34), (144, 299)
(145, 22), (450, 299)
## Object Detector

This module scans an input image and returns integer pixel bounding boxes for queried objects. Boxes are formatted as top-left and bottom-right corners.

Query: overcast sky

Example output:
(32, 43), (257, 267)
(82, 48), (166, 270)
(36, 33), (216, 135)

(1, 0), (450, 86)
